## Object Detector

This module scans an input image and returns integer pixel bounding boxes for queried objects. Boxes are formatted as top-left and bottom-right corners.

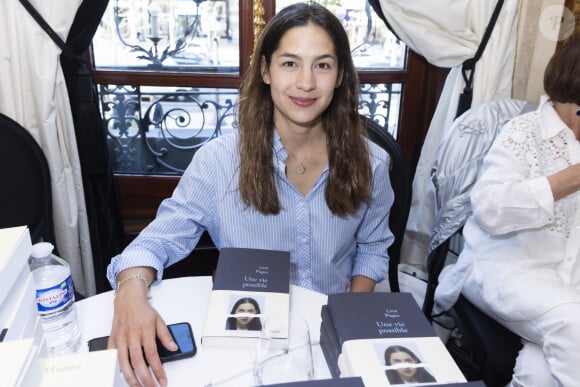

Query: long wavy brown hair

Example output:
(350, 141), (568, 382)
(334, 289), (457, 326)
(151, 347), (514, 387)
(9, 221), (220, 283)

(237, 2), (371, 217)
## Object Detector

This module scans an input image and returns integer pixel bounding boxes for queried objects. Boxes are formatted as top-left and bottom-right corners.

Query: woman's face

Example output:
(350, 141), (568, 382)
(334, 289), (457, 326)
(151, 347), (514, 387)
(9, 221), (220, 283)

(389, 351), (418, 381)
(235, 302), (257, 327)
(261, 24), (342, 135)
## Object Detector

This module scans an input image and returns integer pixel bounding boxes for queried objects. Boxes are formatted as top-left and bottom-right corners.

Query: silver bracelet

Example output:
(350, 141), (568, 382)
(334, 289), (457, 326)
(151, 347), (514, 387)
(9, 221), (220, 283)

(115, 274), (149, 294)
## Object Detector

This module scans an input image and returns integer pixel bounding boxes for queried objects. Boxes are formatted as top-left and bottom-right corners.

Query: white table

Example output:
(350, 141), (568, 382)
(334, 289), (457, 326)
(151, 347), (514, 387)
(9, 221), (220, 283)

(76, 276), (331, 386)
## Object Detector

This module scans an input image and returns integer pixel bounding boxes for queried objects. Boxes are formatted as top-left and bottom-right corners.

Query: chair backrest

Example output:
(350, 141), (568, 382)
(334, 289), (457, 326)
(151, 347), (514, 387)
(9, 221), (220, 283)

(0, 113), (56, 246)
(428, 99), (538, 254)
(362, 115), (412, 292)
(422, 99), (537, 319)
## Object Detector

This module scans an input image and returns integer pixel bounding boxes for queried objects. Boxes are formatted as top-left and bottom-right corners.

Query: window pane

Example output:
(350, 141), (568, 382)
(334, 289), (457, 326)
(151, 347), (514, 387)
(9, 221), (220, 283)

(359, 83), (402, 137)
(275, 0), (406, 70)
(92, 0), (239, 73)
(93, 1), (405, 176)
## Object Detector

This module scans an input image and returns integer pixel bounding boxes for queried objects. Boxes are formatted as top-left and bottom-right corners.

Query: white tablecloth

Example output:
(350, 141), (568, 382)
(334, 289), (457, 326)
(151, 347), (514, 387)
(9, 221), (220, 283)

(76, 276), (331, 386)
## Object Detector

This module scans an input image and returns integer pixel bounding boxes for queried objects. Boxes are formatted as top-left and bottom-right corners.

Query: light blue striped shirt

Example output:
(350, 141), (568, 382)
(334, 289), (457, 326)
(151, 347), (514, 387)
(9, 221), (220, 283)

(107, 131), (394, 294)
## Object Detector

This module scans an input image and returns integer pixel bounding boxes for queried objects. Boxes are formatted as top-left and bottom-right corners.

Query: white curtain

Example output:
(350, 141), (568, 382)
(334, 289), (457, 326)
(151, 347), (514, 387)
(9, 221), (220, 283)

(512, 0), (567, 102)
(378, 0), (520, 275)
(0, 0), (95, 296)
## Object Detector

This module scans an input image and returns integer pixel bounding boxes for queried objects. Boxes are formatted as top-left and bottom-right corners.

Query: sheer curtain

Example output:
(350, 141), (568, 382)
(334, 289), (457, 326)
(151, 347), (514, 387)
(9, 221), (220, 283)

(377, 0), (520, 275)
(0, 0), (94, 295)
(512, 0), (569, 102)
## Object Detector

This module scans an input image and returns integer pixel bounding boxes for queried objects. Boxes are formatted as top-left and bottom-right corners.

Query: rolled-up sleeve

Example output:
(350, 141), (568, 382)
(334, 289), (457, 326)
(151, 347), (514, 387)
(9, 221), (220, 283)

(107, 143), (218, 288)
(352, 149), (394, 282)
(471, 127), (555, 236)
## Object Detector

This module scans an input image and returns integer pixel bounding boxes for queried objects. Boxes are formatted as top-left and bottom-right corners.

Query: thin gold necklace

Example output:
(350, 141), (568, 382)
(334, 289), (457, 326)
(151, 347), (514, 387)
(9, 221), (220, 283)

(296, 159), (307, 175)
(292, 136), (326, 175)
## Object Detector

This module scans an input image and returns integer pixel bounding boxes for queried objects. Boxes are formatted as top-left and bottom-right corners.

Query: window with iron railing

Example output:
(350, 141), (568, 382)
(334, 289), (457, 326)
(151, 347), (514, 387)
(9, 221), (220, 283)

(92, 0), (413, 175)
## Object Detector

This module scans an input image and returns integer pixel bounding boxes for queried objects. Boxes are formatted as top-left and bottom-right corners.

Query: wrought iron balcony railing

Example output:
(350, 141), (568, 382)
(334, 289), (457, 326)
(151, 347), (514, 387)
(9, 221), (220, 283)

(99, 83), (401, 174)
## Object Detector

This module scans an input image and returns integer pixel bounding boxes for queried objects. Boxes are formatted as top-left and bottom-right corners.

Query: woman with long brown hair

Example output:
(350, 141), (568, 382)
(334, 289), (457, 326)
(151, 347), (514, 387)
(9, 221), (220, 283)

(106, 3), (394, 386)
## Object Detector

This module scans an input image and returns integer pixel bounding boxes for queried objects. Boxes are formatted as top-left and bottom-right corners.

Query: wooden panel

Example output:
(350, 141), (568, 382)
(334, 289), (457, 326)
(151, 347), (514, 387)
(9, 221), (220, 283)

(114, 174), (178, 233)
(563, 0), (579, 36)
(397, 50), (449, 175)
(114, 174), (219, 278)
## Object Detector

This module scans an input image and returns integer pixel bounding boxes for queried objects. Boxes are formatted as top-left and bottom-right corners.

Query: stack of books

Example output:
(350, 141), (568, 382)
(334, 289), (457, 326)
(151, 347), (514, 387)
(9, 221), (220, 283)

(0, 226), (44, 386)
(2, 337), (42, 386)
(201, 248), (291, 348)
(320, 292), (468, 386)
(0, 226), (127, 386)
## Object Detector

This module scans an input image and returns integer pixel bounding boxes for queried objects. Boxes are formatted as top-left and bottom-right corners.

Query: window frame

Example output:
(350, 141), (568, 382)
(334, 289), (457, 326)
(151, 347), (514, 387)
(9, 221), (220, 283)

(90, 0), (448, 236)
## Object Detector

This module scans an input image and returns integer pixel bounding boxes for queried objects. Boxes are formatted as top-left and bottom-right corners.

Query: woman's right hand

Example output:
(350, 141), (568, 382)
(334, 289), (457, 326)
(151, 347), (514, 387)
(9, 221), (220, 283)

(108, 268), (177, 387)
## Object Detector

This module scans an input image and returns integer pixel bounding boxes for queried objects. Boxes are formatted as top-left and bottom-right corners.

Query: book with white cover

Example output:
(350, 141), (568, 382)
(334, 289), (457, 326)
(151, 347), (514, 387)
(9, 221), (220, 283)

(0, 226), (31, 307)
(201, 248), (290, 348)
(1, 337), (42, 387)
(338, 337), (466, 386)
(0, 265), (39, 341)
(40, 348), (126, 387)
(322, 292), (466, 386)
(321, 292), (437, 379)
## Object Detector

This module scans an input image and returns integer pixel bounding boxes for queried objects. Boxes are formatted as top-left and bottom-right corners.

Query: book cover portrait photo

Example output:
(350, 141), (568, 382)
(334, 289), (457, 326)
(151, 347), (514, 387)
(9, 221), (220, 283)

(224, 294), (265, 331)
(381, 342), (436, 385)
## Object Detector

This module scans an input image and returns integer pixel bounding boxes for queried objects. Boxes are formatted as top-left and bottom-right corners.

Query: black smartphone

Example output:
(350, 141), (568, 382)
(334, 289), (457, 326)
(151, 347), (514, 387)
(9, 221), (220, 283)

(88, 322), (197, 363)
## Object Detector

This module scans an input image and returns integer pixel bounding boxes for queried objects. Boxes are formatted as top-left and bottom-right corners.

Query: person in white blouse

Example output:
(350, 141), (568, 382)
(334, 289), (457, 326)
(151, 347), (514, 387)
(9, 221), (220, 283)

(435, 33), (580, 386)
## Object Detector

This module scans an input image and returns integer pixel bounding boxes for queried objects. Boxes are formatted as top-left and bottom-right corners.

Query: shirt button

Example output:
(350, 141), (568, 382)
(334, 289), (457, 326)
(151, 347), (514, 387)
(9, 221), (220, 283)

(567, 257), (572, 261)
(301, 238), (307, 244)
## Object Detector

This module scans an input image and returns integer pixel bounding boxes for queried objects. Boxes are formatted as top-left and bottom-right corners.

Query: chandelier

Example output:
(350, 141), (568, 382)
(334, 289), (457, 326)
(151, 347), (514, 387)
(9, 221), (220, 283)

(113, 0), (206, 67)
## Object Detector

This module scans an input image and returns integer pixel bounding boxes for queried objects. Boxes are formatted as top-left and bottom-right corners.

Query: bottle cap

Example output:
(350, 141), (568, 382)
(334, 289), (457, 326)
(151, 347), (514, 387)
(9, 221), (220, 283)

(30, 242), (54, 258)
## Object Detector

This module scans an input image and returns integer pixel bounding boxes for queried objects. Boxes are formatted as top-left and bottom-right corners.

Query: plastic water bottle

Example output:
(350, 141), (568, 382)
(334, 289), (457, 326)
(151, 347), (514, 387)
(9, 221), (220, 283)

(29, 242), (81, 356)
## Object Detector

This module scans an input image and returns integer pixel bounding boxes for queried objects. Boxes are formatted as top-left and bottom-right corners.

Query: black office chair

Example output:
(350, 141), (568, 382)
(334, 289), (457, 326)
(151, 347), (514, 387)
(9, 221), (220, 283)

(362, 115), (412, 292)
(421, 100), (537, 386)
(0, 113), (57, 247)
